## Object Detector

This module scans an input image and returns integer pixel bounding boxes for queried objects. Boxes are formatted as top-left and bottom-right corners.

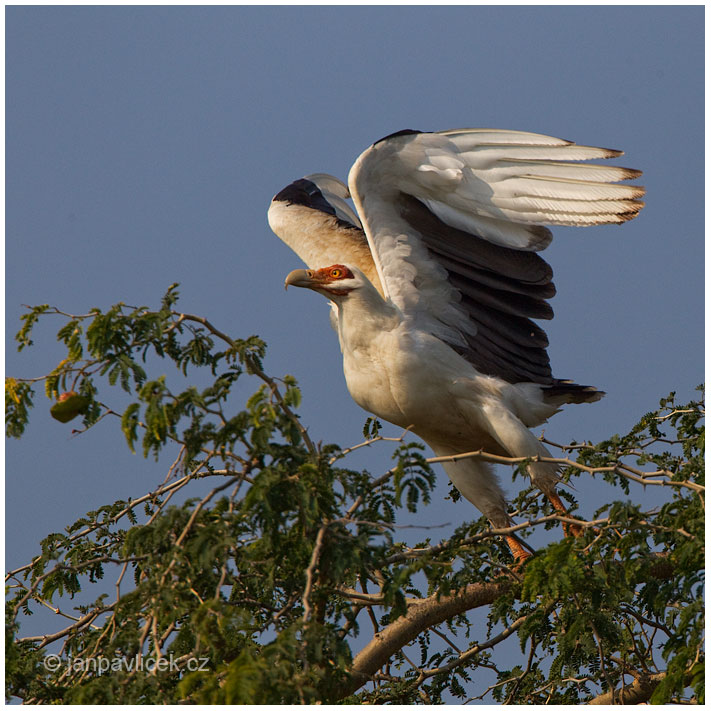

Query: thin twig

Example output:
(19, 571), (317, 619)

(302, 524), (329, 624)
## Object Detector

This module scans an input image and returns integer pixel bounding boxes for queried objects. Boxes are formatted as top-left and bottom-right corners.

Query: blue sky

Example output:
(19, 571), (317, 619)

(6, 5), (703, 616)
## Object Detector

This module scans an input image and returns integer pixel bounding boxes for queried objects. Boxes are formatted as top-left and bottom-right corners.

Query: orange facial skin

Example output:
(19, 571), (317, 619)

(284, 264), (356, 296)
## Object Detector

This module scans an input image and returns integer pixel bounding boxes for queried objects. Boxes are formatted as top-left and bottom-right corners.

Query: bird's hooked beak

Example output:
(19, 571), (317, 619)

(285, 265), (355, 297)
(284, 268), (318, 290)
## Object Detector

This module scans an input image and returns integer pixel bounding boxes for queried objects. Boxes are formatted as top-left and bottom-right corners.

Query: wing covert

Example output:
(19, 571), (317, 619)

(268, 174), (382, 294)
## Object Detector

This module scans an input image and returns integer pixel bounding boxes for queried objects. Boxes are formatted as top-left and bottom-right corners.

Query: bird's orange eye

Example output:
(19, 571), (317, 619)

(330, 268), (342, 279)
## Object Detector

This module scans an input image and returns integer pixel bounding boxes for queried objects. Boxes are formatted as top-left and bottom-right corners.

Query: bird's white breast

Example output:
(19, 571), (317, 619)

(339, 316), (474, 437)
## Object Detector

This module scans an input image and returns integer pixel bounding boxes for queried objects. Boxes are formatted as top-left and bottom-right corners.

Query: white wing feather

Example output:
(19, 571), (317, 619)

(348, 129), (644, 327)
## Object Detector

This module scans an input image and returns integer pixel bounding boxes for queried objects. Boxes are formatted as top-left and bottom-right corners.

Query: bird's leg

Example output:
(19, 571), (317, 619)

(476, 405), (585, 540)
(434, 448), (535, 564)
(545, 488), (583, 538)
(504, 535), (533, 564)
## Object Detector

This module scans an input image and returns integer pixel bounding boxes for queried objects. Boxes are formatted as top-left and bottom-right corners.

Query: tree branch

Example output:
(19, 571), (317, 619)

(336, 580), (511, 698)
(588, 671), (667, 705)
(302, 523), (329, 624)
(426, 449), (703, 493)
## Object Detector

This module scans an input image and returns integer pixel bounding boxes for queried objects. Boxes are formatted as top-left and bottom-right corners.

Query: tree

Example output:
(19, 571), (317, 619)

(5, 287), (704, 704)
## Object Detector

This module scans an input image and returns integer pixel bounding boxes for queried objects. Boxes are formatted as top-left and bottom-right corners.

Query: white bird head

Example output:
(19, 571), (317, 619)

(284, 264), (365, 300)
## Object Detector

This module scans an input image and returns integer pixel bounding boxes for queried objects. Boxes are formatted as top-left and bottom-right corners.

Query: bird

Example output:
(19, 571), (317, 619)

(268, 128), (644, 561)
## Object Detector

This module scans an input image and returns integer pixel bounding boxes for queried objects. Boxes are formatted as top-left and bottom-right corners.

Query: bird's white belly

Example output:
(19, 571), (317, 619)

(341, 327), (473, 437)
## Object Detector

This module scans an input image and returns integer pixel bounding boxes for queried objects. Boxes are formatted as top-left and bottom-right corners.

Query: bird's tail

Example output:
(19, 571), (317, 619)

(542, 380), (604, 406)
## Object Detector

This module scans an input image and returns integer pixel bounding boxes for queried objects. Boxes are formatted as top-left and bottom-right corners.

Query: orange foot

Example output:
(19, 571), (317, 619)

(546, 490), (583, 538)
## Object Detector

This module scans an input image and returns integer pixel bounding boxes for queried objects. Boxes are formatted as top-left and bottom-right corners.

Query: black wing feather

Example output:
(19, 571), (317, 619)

(397, 193), (557, 384)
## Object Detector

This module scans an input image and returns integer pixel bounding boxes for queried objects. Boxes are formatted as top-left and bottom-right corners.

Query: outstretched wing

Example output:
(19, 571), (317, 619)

(267, 173), (382, 295)
(347, 128), (644, 385)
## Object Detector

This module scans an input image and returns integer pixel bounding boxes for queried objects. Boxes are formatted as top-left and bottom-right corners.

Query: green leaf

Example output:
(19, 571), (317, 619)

(121, 402), (140, 453)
